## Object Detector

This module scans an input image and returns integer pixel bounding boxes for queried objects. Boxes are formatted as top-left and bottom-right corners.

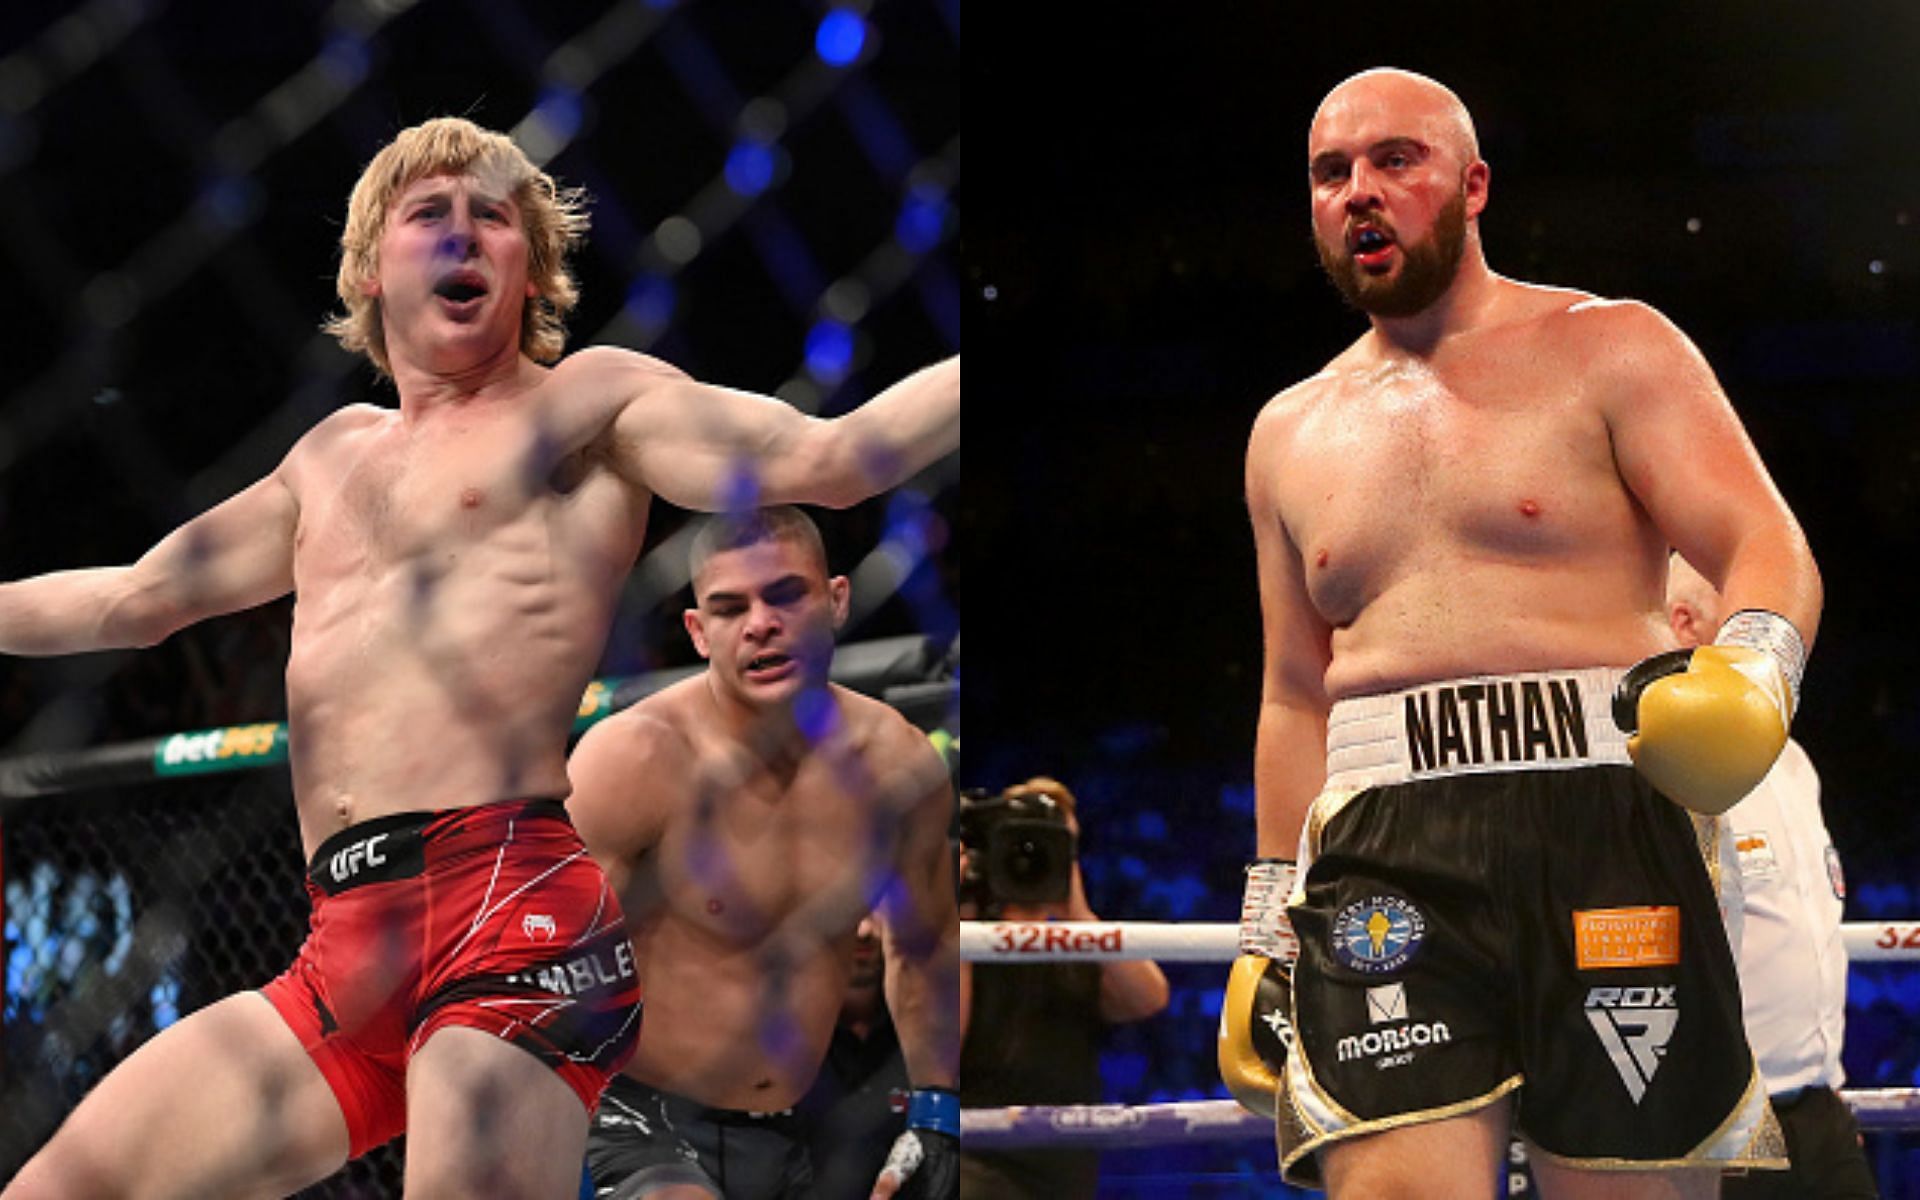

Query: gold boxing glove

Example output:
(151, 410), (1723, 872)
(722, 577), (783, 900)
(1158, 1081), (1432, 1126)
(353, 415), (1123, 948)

(1218, 859), (1297, 1118)
(1613, 610), (1806, 816)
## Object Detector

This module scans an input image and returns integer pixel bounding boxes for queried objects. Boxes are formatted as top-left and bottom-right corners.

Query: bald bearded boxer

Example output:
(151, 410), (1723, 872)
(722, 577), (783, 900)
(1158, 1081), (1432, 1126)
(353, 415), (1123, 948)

(1215, 69), (1818, 1198)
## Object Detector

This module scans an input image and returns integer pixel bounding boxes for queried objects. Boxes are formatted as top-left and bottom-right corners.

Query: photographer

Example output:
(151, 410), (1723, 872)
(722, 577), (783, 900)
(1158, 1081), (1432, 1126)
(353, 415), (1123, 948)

(958, 777), (1170, 1200)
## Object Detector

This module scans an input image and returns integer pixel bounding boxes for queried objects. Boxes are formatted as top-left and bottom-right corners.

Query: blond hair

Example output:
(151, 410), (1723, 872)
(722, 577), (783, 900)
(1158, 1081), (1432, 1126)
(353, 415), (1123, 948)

(323, 117), (589, 377)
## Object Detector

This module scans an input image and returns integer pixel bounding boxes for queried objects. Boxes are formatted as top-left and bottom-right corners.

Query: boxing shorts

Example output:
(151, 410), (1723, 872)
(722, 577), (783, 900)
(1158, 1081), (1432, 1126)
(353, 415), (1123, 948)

(586, 1075), (814, 1199)
(260, 797), (641, 1157)
(1278, 667), (1786, 1183)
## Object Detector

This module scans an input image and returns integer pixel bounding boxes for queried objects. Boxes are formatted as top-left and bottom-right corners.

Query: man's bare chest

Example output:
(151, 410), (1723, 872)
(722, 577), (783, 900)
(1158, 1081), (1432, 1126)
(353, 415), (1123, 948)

(297, 419), (596, 565)
(1273, 365), (1624, 612)
(659, 752), (880, 934)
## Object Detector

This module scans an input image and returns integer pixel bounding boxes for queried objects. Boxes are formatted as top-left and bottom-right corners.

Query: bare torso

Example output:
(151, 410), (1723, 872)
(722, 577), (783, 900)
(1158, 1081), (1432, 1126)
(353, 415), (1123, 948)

(1264, 284), (1672, 699)
(613, 679), (913, 1111)
(279, 355), (648, 857)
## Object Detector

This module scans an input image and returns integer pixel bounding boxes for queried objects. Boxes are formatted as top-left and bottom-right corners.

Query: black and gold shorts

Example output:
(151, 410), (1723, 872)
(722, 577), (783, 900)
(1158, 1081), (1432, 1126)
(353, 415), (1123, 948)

(1278, 667), (1785, 1184)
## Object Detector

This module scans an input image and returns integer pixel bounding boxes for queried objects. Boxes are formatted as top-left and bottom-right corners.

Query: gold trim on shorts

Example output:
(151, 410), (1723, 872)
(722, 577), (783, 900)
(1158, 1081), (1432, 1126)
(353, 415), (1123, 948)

(1521, 1064), (1787, 1173)
(1278, 1068), (1524, 1186)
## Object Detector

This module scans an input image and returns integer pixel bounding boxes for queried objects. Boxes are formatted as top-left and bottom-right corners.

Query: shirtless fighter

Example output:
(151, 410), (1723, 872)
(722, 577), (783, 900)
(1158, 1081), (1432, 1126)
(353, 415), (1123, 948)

(566, 507), (957, 1200)
(0, 118), (957, 1200)
(1214, 70), (1819, 1197)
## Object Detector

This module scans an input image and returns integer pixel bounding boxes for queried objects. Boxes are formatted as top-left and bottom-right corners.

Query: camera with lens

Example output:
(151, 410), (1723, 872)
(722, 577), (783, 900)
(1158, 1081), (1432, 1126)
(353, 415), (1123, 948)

(958, 785), (1077, 914)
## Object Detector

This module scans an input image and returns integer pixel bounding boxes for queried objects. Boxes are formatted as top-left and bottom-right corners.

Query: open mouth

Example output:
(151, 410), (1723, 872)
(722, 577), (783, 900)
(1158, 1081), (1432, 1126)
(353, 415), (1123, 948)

(1349, 225), (1395, 270)
(433, 273), (489, 306)
(745, 652), (794, 679)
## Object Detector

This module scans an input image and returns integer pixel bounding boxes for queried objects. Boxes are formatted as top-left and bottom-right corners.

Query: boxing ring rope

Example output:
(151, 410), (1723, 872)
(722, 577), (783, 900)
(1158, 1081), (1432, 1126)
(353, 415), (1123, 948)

(960, 919), (1920, 965)
(959, 920), (1920, 1147)
(0, 633), (956, 805)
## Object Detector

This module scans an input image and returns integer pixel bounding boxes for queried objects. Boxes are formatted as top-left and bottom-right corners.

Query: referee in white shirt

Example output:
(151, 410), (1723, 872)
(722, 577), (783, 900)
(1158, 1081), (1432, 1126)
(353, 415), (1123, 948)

(1668, 555), (1879, 1199)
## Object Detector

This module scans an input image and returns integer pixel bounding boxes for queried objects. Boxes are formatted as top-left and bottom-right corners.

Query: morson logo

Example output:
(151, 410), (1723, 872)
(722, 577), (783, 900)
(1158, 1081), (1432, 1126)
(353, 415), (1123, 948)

(1404, 678), (1588, 772)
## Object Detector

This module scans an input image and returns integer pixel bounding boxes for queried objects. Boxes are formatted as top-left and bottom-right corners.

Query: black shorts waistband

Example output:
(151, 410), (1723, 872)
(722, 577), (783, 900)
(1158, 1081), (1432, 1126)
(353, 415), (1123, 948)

(307, 798), (570, 895)
(606, 1074), (798, 1128)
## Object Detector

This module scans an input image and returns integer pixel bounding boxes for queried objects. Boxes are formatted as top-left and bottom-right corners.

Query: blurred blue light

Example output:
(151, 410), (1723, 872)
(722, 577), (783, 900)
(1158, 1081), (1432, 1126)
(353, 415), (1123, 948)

(882, 489), (933, 559)
(895, 188), (949, 253)
(794, 684), (839, 744)
(623, 273), (676, 333)
(200, 175), (262, 231)
(319, 33), (370, 87)
(720, 461), (763, 514)
(814, 10), (868, 67)
(535, 87), (584, 143)
(725, 141), (777, 197)
(805, 319), (855, 380)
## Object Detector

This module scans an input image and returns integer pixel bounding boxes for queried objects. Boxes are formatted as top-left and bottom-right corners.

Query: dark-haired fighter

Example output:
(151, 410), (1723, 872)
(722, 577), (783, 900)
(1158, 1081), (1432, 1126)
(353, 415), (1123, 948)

(1216, 69), (1818, 1197)
(569, 507), (958, 1200)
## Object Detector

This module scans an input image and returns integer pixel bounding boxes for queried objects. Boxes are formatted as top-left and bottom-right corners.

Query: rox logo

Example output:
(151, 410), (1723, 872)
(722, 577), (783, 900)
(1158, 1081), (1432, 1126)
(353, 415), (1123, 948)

(329, 833), (390, 884)
(1584, 985), (1678, 1104)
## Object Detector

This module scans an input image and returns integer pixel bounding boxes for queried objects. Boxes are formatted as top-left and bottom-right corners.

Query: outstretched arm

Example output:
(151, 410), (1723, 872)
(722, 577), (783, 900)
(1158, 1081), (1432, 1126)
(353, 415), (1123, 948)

(606, 353), (959, 512)
(0, 471), (297, 655)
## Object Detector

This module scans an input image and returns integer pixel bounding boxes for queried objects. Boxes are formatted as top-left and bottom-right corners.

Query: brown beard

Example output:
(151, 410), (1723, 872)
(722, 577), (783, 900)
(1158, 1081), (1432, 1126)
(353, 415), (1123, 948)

(1316, 188), (1469, 318)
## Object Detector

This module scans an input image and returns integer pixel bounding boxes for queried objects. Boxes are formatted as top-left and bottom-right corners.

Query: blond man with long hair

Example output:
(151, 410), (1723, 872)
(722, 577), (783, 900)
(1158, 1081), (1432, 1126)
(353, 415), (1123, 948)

(0, 116), (958, 1200)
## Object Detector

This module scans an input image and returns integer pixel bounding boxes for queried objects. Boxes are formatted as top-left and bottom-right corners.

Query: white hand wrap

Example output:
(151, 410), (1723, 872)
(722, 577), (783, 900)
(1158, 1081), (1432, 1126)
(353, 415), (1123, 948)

(1716, 608), (1807, 719)
(1238, 859), (1299, 963)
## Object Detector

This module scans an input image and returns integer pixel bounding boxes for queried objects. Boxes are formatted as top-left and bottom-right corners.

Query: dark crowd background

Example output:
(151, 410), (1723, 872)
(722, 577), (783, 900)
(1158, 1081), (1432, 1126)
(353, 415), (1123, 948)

(0, 0), (957, 1193)
(963, 3), (1920, 1196)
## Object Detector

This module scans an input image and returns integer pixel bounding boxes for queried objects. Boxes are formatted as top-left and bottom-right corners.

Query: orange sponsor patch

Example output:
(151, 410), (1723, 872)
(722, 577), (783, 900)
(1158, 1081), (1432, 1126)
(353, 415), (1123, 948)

(1573, 906), (1681, 969)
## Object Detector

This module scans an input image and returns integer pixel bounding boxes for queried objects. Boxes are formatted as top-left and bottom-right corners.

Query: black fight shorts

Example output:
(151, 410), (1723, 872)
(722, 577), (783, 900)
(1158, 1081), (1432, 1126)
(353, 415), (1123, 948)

(587, 1074), (815, 1199)
(1278, 667), (1786, 1183)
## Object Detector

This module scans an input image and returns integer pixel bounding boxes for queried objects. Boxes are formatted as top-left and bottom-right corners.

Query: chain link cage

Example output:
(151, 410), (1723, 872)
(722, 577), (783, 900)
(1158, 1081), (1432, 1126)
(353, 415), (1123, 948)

(2, 773), (413, 1194)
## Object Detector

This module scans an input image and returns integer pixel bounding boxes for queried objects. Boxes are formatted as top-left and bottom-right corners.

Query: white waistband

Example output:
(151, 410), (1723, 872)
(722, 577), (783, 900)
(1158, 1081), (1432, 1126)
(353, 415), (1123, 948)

(1325, 667), (1632, 794)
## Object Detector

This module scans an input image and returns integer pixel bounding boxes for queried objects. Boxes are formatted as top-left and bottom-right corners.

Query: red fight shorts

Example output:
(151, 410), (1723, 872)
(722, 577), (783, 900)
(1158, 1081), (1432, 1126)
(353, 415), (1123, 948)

(260, 798), (641, 1157)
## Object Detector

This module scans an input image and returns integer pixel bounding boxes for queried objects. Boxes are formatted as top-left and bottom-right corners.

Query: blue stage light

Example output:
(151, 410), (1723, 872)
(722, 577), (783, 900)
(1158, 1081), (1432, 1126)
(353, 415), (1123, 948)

(534, 87), (583, 143)
(725, 140), (776, 197)
(624, 274), (676, 333)
(805, 319), (855, 379)
(895, 187), (948, 253)
(814, 9), (867, 67)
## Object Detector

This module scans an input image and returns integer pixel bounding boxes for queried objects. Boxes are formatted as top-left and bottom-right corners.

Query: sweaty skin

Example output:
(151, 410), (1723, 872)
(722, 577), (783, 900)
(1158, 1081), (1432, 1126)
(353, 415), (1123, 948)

(567, 528), (957, 1116)
(1238, 66), (1819, 1200)
(1249, 68), (1820, 858)
(0, 170), (958, 862)
(1258, 289), (1677, 701)
(572, 675), (950, 1111)
(0, 142), (958, 1200)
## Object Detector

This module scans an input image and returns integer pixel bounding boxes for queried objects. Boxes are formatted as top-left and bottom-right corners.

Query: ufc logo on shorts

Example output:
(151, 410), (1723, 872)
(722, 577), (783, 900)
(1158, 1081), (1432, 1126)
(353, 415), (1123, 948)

(1584, 986), (1678, 1104)
(328, 833), (388, 883)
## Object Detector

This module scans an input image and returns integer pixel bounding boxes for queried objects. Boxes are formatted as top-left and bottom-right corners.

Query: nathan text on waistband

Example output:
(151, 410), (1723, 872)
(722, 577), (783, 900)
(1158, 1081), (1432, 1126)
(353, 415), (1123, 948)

(1403, 675), (1590, 772)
